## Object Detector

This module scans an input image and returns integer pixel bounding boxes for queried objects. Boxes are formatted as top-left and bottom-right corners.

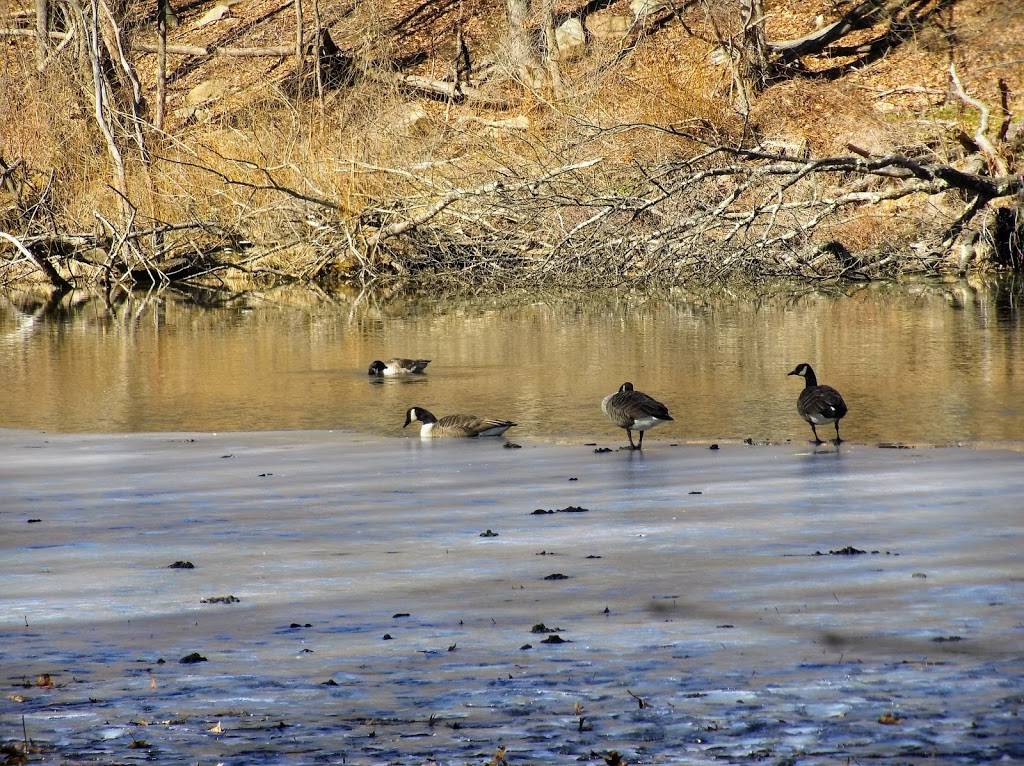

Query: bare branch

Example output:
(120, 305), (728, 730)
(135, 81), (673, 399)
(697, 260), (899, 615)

(948, 63), (1008, 176)
(155, 0), (170, 131)
(0, 231), (72, 290)
(365, 157), (603, 248)
(86, 0), (127, 209)
(34, 0), (48, 65)
(294, 0), (304, 76)
(134, 41), (292, 56)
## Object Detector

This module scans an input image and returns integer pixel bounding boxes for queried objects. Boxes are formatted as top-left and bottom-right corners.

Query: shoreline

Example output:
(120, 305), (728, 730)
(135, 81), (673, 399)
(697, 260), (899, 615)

(4, 425), (1024, 453)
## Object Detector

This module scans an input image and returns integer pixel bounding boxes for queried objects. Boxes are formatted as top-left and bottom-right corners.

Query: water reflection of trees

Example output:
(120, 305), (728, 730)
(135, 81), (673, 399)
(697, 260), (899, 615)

(0, 278), (1021, 441)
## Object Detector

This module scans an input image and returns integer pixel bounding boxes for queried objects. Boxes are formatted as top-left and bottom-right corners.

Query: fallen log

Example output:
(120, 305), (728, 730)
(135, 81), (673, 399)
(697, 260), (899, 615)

(134, 42), (292, 57)
(766, 0), (891, 62)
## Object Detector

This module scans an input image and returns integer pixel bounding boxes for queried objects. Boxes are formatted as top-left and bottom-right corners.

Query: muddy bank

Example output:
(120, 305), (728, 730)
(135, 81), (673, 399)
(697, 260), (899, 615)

(1, 430), (1022, 764)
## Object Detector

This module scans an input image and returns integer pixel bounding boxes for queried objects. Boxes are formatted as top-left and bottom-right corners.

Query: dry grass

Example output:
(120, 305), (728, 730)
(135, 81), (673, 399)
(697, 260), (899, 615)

(0, 0), (1021, 288)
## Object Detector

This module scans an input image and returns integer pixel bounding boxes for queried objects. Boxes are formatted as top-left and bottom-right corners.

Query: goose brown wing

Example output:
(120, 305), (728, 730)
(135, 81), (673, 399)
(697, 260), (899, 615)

(388, 358), (430, 372)
(798, 385), (848, 421)
(480, 417), (516, 429)
(435, 414), (514, 436)
(608, 390), (673, 427)
(395, 358), (430, 372)
(434, 414), (483, 436)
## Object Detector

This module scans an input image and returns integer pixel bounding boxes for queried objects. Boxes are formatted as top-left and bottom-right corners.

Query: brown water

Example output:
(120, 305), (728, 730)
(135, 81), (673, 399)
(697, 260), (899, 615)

(1, 277), (1022, 444)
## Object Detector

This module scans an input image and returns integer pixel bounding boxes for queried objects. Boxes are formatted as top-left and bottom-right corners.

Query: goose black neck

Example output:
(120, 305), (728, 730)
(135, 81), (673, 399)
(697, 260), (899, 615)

(803, 367), (818, 388)
(417, 409), (437, 424)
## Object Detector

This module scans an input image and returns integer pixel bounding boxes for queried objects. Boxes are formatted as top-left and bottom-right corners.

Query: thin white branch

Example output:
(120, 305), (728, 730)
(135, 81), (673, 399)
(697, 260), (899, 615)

(949, 63), (1009, 176)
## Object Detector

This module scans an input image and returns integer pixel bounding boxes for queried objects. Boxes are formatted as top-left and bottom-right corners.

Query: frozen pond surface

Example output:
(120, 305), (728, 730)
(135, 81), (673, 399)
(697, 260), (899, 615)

(1, 430), (1023, 764)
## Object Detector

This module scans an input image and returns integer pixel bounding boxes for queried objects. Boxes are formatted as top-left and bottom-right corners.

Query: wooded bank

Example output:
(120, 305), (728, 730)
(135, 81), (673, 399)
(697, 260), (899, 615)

(1, 0), (1021, 292)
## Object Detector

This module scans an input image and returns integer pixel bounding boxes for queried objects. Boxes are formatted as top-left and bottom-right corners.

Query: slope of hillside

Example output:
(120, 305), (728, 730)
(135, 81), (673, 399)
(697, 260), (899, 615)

(1, 0), (1021, 289)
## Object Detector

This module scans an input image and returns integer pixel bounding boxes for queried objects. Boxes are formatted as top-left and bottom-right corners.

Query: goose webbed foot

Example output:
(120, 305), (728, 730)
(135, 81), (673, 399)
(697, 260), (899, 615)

(625, 430), (638, 450)
(810, 425), (824, 445)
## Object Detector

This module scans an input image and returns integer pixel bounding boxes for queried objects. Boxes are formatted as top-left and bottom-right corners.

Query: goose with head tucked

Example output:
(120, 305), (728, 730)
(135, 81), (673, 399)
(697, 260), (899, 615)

(403, 406), (516, 438)
(368, 358), (431, 376)
(787, 362), (848, 444)
(601, 382), (673, 450)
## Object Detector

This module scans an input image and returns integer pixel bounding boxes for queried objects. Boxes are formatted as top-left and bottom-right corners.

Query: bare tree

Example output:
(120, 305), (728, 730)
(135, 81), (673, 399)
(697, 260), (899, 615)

(294, 0), (304, 77)
(453, 24), (471, 97)
(737, 0), (766, 107)
(505, 0), (542, 88)
(701, 2), (758, 116)
(35, 0), (48, 65)
(540, 0), (563, 97)
(155, 0), (171, 131)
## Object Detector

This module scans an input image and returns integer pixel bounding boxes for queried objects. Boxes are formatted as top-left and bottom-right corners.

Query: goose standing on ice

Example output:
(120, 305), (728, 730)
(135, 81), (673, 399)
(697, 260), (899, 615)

(787, 362), (848, 444)
(403, 407), (516, 438)
(368, 358), (431, 376)
(601, 382), (674, 450)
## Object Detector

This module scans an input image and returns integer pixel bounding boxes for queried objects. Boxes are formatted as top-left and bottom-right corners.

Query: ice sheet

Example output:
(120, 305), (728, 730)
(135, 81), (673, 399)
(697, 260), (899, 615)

(1, 430), (1022, 763)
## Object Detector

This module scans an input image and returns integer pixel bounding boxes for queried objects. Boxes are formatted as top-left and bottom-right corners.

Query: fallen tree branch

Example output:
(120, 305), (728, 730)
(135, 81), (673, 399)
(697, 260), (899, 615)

(0, 231), (73, 290)
(331, 114), (1023, 289)
(135, 41), (292, 56)
(766, 0), (889, 62)
(151, 150), (341, 211)
(757, 0), (957, 82)
(36, 24), (76, 72)
(0, 27), (60, 37)
(364, 157), (603, 249)
(362, 69), (514, 108)
(948, 63), (1009, 176)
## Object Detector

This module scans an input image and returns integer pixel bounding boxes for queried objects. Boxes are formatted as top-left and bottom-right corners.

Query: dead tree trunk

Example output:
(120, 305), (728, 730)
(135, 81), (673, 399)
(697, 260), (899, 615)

(767, 0), (889, 63)
(312, 0), (322, 101)
(505, 0), (542, 88)
(0, 232), (72, 291)
(155, 0), (169, 130)
(540, 0), (563, 97)
(35, 0), (48, 65)
(98, 0), (148, 159)
(452, 24), (471, 97)
(294, 0), (304, 77)
(86, 0), (126, 203)
(737, 0), (766, 110)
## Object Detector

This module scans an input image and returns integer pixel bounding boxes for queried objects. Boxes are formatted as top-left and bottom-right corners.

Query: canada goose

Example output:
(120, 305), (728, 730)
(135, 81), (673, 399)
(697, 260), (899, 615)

(601, 382), (674, 450)
(787, 363), (848, 444)
(403, 406), (516, 438)
(368, 358), (431, 376)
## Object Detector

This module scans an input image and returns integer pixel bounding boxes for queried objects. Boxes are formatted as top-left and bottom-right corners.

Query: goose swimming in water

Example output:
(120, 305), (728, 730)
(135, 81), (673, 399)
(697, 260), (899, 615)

(787, 362), (848, 444)
(403, 406), (516, 438)
(368, 358), (431, 376)
(601, 382), (673, 450)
